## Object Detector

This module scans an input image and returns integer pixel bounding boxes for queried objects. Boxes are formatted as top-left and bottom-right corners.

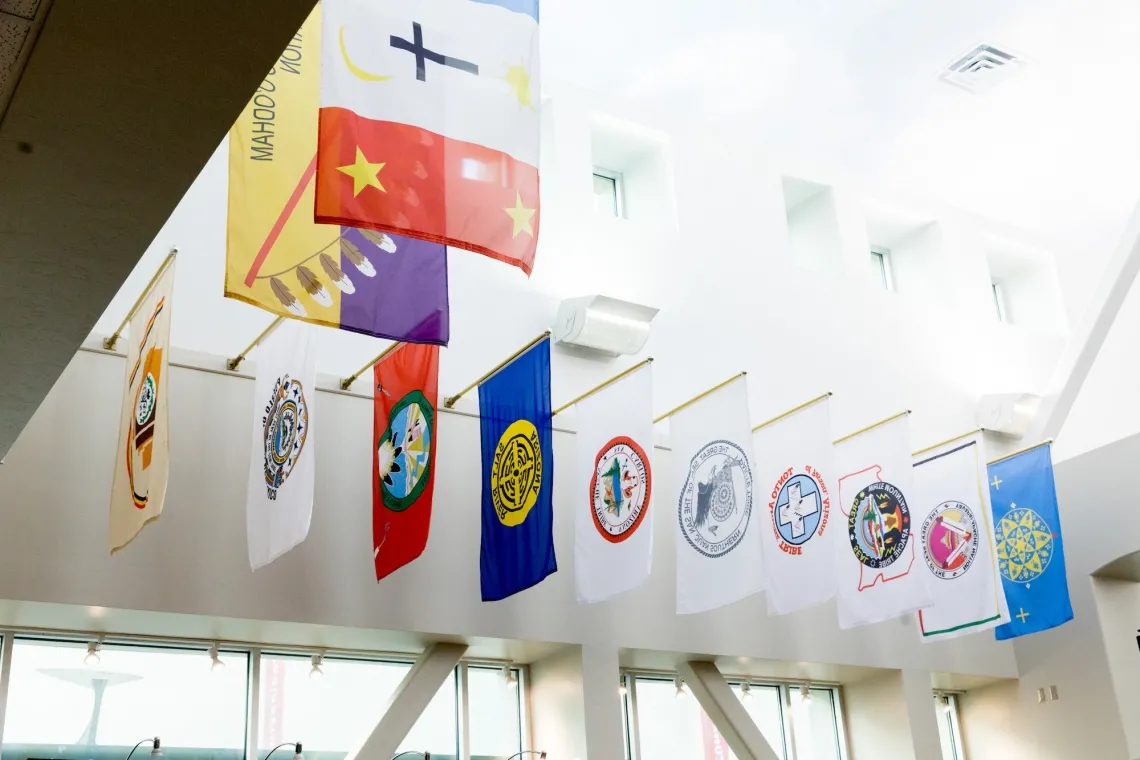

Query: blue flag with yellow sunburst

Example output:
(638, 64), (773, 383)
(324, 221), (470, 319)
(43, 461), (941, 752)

(988, 443), (1072, 640)
(478, 336), (557, 601)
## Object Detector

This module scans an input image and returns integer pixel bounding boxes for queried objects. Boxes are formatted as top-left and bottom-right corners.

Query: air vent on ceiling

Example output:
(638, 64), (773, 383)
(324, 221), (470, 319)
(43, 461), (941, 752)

(940, 44), (1023, 93)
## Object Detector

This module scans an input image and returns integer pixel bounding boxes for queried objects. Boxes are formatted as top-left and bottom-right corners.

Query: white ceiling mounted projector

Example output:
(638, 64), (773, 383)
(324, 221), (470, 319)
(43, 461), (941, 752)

(553, 295), (658, 357)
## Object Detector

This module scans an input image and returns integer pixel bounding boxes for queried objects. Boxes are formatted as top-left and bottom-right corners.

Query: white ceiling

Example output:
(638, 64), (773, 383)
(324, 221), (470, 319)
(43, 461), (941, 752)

(542, 0), (1140, 260)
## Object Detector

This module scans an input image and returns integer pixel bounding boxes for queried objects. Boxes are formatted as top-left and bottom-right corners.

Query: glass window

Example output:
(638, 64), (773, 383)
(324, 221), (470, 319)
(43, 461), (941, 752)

(629, 677), (789, 760)
(593, 171), (623, 217)
(468, 666), (523, 760)
(791, 687), (845, 760)
(257, 655), (457, 760)
(992, 282), (1008, 322)
(870, 248), (894, 290)
(2, 639), (248, 760)
(936, 694), (964, 760)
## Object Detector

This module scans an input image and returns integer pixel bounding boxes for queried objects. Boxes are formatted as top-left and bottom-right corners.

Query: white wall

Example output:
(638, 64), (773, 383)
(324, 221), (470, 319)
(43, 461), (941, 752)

(529, 647), (588, 760)
(1091, 577), (1140, 759)
(845, 672), (915, 760)
(0, 347), (1018, 682)
(958, 680), (1035, 760)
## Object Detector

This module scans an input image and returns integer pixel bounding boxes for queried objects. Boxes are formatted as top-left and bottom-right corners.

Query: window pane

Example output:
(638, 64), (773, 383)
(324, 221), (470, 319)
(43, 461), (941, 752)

(593, 173), (619, 217)
(870, 251), (888, 289)
(791, 688), (843, 760)
(399, 673), (457, 758)
(631, 678), (788, 760)
(936, 696), (961, 760)
(3, 639), (247, 760)
(468, 666), (522, 759)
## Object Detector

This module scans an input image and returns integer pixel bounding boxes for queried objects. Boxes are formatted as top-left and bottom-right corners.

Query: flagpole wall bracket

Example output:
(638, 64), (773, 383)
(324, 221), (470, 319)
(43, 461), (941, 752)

(340, 342), (403, 391)
(443, 330), (551, 408)
(226, 316), (285, 372)
(103, 247), (178, 352)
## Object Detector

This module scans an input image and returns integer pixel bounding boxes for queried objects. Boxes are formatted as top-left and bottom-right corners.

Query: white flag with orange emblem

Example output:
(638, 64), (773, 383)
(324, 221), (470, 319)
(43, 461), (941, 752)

(109, 263), (175, 553)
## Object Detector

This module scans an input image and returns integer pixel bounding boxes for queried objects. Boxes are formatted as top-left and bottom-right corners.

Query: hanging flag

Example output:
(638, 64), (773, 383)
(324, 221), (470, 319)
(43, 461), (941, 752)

(574, 363), (654, 604)
(246, 320), (318, 569)
(479, 337), (557, 600)
(109, 263), (176, 553)
(753, 396), (837, 616)
(834, 414), (932, 629)
(989, 444), (1073, 640)
(914, 435), (1010, 641)
(673, 376), (765, 614)
(315, 0), (541, 275)
(226, 7), (450, 345)
(373, 342), (440, 580)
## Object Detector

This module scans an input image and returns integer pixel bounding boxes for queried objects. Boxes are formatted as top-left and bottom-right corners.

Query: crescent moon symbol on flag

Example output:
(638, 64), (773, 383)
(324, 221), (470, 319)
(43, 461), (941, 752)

(340, 26), (393, 82)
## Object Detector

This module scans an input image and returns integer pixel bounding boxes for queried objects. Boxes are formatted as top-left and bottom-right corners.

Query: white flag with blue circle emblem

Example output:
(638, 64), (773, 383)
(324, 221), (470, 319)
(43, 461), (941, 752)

(246, 320), (318, 570)
(753, 396), (838, 615)
(673, 376), (765, 614)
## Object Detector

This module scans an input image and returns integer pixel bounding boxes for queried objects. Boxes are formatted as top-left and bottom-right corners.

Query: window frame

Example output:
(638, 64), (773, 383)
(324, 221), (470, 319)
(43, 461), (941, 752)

(936, 693), (966, 760)
(992, 281), (1008, 323)
(870, 247), (895, 291)
(592, 167), (626, 219)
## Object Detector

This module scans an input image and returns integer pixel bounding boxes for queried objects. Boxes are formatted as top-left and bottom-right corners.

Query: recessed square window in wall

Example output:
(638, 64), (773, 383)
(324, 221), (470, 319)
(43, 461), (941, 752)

(781, 176), (843, 273)
(863, 199), (940, 298)
(589, 113), (675, 226)
(985, 236), (1068, 334)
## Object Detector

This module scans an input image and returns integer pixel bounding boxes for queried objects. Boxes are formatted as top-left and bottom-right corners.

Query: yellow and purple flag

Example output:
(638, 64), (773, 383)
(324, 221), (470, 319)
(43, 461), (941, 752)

(225, 7), (449, 345)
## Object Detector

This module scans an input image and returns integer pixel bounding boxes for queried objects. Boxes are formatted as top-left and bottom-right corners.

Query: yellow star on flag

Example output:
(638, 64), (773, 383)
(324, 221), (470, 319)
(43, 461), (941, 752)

(504, 192), (536, 238)
(337, 147), (386, 197)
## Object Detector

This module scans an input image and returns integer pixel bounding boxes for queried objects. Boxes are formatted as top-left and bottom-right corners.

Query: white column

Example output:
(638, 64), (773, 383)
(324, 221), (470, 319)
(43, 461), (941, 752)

(351, 642), (467, 760)
(678, 660), (780, 760)
(900, 670), (942, 760)
(580, 645), (625, 760)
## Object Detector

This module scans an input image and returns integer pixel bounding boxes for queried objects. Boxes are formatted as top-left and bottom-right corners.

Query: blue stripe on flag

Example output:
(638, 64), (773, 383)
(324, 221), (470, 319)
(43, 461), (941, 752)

(470, 0), (539, 22)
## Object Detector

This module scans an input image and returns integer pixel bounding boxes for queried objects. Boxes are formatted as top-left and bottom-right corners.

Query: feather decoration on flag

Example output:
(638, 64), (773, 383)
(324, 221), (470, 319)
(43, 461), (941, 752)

(296, 265), (333, 307)
(360, 228), (397, 254)
(340, 237), (377, 277)
(319, 252), (355, 294)
(270, 277), (307, 317)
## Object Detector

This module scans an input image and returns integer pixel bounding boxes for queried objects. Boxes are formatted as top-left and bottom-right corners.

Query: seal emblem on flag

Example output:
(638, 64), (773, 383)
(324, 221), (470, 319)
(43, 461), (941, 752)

(377, 390), (434, 512)
(921, 501), (979, 580)
(679, 440), (753, 558)
(995, 506), (1054, 584)
(262, 374), (310, 500)
(590, 436), (651, 543)
(769, 468), (829, 551)
(491, 419), (543, 527)
(848, 481), (910, 569)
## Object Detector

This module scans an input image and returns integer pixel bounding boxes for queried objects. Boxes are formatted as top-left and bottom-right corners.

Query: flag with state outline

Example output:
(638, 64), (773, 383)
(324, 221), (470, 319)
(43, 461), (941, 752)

(317, 0), (541, 274)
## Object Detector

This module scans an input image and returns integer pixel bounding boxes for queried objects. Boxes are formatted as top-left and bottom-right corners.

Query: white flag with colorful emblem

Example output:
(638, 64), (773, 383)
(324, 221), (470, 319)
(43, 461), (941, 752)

(913, 434), (1010, 641)
(109, 263), (175, 553)
(753, 395), (837, 615)
(574, 363), (654, 604)
(247, 320), (318, 570)
(834, 414), (932, 629)
(673, 376), (765, 614)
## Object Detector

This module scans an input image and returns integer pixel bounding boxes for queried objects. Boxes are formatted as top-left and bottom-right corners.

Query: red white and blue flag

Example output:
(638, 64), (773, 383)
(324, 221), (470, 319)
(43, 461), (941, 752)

(316, 0), (541, 274)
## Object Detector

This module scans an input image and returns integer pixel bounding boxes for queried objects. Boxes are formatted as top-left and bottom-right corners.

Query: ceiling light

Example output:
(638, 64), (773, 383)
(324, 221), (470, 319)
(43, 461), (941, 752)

(502, 664), (518, 689)
(208, 644), (225, 672)
(800, 684), (813, 706)
(309, 654), (324, 680)
(292, 743), (303, 760)
(84, 641), (101, 666)
(940, 695), (952, 715)
(150, 738), (163, 758)
(740, 682), (752, 700)
(674, 676), (686, 699)
(618, 679), (628, 697)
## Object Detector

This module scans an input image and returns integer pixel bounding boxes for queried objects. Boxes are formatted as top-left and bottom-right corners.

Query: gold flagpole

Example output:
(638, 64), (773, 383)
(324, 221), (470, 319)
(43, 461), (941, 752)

(226, 317), (285, 371)
(833, 410), (911, 446)
(552, 358), (653, 416)
(752, 392), (832, 433)
(988, 439), (1053, 466)
(653, 372), (747, 424)
(912, 427), (986, 457)
(340, 342), (405, 391)
(103, 247), (178, 351)
(444, 330), (551, 408)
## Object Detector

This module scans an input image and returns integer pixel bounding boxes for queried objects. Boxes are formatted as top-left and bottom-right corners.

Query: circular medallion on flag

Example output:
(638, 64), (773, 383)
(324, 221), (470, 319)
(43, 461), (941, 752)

(678, 440), (753, 559)
(995, 506), (1054, 584)
(921, 501), (979, 579)
(262, 374), (310, 500)
(847, 481), (911, 569)
(135, 373), (157, 428)
(491, 419), (543, 527)
(771, 470), (828, 549)
(590, 436), (651, 543)
(377, 390), (435, 512)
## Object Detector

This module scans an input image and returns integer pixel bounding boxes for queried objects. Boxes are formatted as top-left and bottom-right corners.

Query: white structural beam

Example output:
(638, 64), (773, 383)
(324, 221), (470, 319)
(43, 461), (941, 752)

(351, 642), (467, 760)
(580, 645), (626, 759)
(1028, 202), (1140, 442)
(679, 660), (780, 760)
(900, 670), (943, 760)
